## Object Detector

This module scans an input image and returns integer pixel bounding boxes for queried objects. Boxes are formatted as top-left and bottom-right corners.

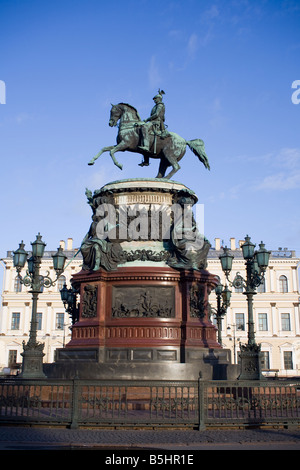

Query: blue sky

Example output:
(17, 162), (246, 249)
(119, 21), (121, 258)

(0, 0), (300, 279)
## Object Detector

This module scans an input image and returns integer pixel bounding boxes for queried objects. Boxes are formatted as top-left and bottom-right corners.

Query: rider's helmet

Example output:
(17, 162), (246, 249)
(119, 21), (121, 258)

(153, 89), (165, 101)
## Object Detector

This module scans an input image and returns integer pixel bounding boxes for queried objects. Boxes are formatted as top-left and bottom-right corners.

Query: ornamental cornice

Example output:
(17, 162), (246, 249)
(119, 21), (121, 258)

(72, 267), (218, 286)
(269, 259), (299, 265)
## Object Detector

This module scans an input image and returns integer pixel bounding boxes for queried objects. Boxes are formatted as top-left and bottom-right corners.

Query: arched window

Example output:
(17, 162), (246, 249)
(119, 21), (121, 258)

(14, 276), (22, 293)
(57, 275), (66, 291)
(279, 275), (288, 293)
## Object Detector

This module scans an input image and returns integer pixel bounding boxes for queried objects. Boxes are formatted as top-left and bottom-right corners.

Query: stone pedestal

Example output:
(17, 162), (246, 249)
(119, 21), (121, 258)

(238, 343), (265, 380)
(46, 179), (239, 380)
(19, 343), (46, 379)
(62, 265), (220, 362)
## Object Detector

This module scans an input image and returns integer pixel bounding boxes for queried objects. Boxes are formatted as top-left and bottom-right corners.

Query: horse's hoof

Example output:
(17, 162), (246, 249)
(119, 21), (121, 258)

(88, 161), (94, 166)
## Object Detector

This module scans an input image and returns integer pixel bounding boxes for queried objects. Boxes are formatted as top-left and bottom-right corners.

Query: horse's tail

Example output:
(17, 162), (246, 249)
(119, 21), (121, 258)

(186, 139), (210, 170)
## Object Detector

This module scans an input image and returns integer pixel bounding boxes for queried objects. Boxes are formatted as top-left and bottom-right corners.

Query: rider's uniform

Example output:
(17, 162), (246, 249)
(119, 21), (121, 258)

(138, 94), (166, 164)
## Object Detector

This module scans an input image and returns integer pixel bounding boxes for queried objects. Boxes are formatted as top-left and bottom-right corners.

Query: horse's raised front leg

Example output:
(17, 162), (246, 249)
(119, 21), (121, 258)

(88, 146), (115, 165)
(109, 141), (131, 170)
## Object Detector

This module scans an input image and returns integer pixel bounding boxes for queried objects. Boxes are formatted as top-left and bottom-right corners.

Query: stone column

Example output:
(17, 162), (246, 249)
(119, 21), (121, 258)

(271, 302), (278, 336)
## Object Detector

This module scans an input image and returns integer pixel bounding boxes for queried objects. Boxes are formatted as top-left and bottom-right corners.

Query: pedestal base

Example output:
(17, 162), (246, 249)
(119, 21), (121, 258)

(45, 346), (240, 380)
(238, 343), (265, 381)
(19, 346), (46, 379)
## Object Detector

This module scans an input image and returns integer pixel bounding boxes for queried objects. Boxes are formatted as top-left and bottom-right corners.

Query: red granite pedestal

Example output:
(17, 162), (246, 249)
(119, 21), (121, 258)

(63, 265), (220, 364)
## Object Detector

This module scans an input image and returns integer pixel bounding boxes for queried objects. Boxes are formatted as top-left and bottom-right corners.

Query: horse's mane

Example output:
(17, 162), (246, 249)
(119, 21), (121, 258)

(118, 102), (141, 121)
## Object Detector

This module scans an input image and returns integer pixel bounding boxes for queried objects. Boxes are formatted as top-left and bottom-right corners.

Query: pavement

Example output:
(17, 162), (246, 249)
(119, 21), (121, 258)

(0, 425), (300, 452)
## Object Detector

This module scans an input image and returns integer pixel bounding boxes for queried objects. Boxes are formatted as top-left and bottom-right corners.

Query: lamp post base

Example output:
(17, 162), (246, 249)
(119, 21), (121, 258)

(18, 341), (46, 379)
(238, 343), (265, 381)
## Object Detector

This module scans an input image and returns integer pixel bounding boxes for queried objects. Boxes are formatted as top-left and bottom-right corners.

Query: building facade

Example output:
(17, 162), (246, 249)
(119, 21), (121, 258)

(210, 238), (300, 377)
(0, 237), (299, 377)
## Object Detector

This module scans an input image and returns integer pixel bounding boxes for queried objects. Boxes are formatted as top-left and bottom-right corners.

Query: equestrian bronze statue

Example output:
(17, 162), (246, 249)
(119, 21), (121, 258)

(88, 91), (210, 179)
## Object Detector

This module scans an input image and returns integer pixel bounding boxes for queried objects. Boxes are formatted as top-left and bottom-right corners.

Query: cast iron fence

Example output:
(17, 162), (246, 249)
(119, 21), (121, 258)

(0, 377), (299, 429)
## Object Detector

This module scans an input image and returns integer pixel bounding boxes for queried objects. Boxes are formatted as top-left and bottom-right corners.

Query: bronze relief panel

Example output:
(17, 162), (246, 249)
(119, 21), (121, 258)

(111, 285), (175, 318)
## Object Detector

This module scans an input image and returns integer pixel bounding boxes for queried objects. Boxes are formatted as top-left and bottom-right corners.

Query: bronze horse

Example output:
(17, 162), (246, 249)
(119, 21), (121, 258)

(88, 103), (210, 179)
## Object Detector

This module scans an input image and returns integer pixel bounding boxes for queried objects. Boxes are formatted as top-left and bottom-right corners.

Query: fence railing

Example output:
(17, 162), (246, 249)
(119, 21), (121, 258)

(0, 377), (299, 429)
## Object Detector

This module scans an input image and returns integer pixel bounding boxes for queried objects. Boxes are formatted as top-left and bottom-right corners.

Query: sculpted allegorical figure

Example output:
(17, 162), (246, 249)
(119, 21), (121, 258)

(81, 217), (123, 272)
(167, 197), (211, 270)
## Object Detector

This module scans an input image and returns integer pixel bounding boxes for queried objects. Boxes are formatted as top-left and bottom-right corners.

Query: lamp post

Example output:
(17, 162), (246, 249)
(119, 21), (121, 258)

(213, 282), (231, 345)
(219, 235), (270, 380)
(227, 324), (241, 364)
(13, 234), (67, 378)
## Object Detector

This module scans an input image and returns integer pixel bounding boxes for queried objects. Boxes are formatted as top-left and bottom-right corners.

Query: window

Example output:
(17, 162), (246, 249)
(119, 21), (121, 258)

(8, 350), (17, 368)
(283, 351), (293, 370)
(258, 313), (268, 331)
(11, 312), (20, 330)
(281, 313), (291, 331)
(235, 313), (245, 331)
(261, 351), (270, 370)
(37, 313), (42, 330)
(57, 275), (66, 291)
(279, 275), (288, 293)
(14, 276), (22, 293)
(56, 313), (64, 330)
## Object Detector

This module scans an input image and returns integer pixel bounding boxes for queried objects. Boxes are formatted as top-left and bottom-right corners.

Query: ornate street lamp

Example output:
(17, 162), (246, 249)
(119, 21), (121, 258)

(52, 246), (68, 277)
(213, 282), (231, 345)
(219, 246), (234, 277)
(219, 235), (271, 380)
(60, 283), (79, 325)
(13, 234), (67, 378)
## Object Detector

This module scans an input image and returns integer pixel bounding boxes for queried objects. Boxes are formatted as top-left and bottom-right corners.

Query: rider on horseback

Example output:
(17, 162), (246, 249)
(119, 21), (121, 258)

(138, 89), (167, 166)
(88, 94), (210, 180)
